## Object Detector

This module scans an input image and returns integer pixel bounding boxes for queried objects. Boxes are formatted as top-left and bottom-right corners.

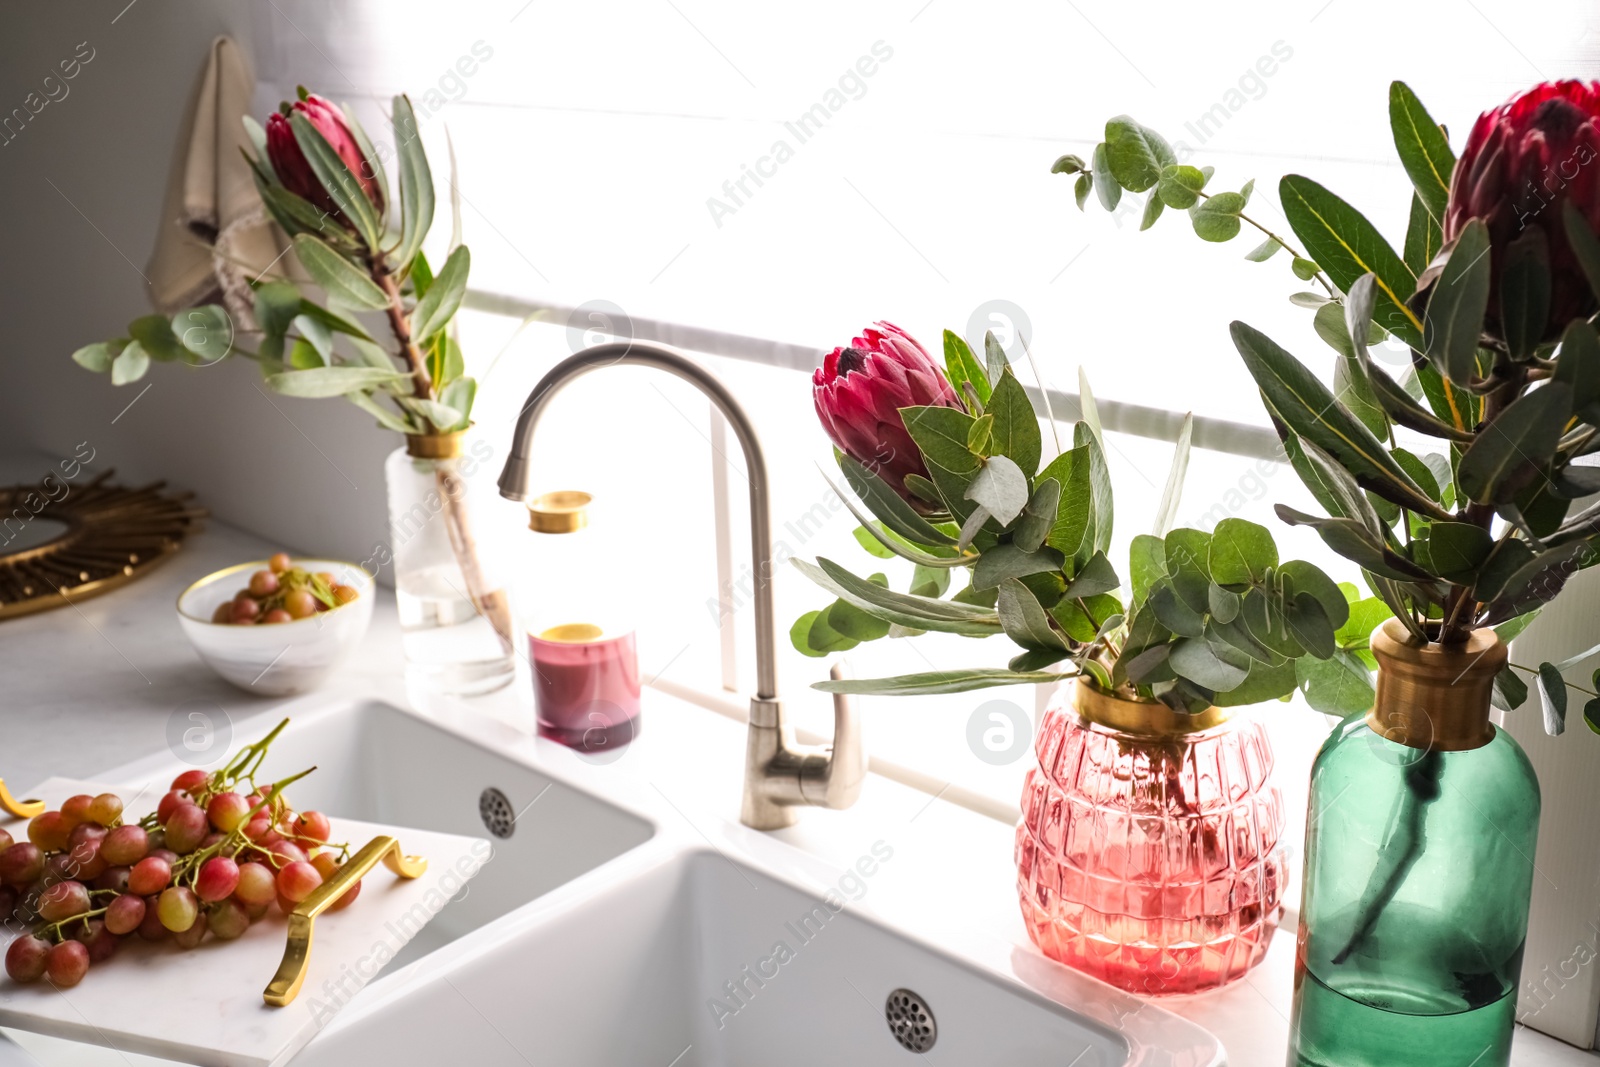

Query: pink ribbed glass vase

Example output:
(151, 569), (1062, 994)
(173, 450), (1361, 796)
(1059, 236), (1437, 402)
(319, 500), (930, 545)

(1016, 681), (1287, 995)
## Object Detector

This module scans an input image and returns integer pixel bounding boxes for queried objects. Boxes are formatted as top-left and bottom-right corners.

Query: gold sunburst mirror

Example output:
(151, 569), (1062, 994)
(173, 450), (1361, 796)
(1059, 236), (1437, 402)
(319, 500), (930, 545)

(0, 471), (205, 621)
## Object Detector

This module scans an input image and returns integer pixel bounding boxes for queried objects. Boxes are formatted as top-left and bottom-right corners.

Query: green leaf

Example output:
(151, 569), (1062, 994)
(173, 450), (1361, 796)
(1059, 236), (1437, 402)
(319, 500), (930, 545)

(997, 578), (1068, 651)
(1555, 320), (1600, 414)
(1493, 609), (1541, 646)
(791, 609), (856, 658)
(170, 305), (233, 365)
(1164, 528), (1213, 610)
(1157, 164), (1205, 210)
(983, 331), (1008, 388)
(1244, 237), (1282, 262)
(1074, 172), (1092, 211)
(1191, 192), (1244, 242)
(1209, 583), (1242, 624)
(827, 598), (892, 642)
(1232, 321), (1445, 518)
(1296, 649), (1375, 716)
(254, 281), (303, 339)
(1501, 228), (1552, 361)
(1140, 191), (1164, 231)
(1292, 257), (1320, 281)
(342, 108), (390, 215)
(1457, 384), (1572, 504)
(1103, 115), (1173, 193)
(1562, 201), (1600, 307)
(1403, 191), (1443, 276)
(1152, 413), (1192, 538)
(1388, 82), (1455, 225)
(1091, 143), (1120, 211)
(1275, 505), (1435, 582)
(1537, 661), (1568, 735)
(901, 406), (979, 475)
(129, 314), (183, 362)
(1051, 153), (1087, 175)
(1209, 517), (1278, 585)
(1424, 521), (1494, 581)
(1279, 174), (1422, 347)
(1170, 636), (1249, 691)
(792, 558), (1000, 635)
(1150, 581), (1205, 638)
(1078, 421), (1114, 557)
(292, 234), (390, 310)
(911, 564), (951, 598)
(1214, 658), (1300, 707)
(1278, 559), (1350, 629)
(853, 525), (895, 559)
(72, 341), (117, 373)
(1062, 550), (1119, 598)
(411, 244), (470, 344)
(1317, 300), (1388, 438)
(1038, 445), (1093, 560)
(813, 668), (1072, 697)
(266, 365), (413, 398)
(1013, 478), (1060, 554)
(942, 330), (991, 407)
(987, 368), (1042, 476)
(289, 110), (380, 249)
(1129, 533), (1166, 607)
(838, 455), (958, 547)
(965, 455), (1029, 525)
(439, 376), (476, 430)
(1492, 664), (1530, 712)
(110, 341), (149, 385)
(973, 543), (1066, 592)
(1585, 697), (1600, 735)
(287, 338), (324, 369)
(1423, 219), (1493, 385)
(347, 390), (418, 433)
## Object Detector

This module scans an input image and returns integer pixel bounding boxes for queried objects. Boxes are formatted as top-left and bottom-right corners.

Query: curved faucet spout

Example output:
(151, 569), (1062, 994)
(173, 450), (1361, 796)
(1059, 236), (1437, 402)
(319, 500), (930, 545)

(499, 341), (779, 703)
(500, 341), (867, 830)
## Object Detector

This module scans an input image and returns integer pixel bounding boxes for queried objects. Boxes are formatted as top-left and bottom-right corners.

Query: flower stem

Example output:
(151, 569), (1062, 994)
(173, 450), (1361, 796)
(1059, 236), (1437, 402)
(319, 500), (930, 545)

(1194, 190), (1336, 296)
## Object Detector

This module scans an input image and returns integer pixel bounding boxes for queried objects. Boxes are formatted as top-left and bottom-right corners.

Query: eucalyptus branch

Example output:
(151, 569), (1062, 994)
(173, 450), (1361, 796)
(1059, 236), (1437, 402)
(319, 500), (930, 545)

(1194, 189), (1336, 296)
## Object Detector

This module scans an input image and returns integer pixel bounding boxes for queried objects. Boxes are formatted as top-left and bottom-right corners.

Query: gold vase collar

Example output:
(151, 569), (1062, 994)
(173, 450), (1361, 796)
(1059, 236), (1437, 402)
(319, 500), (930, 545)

(1367, 618), (1503, 752)
(405, 432), (463, 459)
(1073, 680), (1230, 738)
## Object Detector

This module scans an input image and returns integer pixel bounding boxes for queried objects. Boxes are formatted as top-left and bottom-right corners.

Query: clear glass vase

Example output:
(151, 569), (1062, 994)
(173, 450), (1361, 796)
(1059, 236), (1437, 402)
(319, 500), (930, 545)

(1016, 680), (1287, 995)
(384, 436), (516, 696)
(1288, 620), (1539, 1067)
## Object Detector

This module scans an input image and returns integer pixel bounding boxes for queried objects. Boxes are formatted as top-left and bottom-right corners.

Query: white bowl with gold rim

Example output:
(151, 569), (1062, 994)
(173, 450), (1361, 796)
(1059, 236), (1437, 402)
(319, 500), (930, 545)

(176, 559), (375, 696)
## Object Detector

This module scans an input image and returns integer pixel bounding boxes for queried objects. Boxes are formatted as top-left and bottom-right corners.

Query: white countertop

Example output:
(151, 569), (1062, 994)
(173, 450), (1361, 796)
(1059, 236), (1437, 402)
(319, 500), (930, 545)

(0, 515), (1592, 1067)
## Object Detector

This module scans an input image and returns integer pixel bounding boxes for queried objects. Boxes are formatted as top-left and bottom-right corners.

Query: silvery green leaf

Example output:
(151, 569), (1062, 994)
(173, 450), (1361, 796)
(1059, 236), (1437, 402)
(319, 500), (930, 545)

(292, 234), (390, 309)
(266, 365), (412, 398)
(1537, 661), (1568, 736)
(110, 341), (149, 385)
(973, 543), (1065, 592)
(72, 341), (117, 373)
(347, 390), (418, 434)
(1012, 478), (1060, 554)
(965, 455), (1028, 526)
(997, 578), (1068, 651)
(411, 244), (470, 343)
(813, 668), (1073, 696)
(1244, 237), (1282, 262)
(1152, 413), (1192, 537)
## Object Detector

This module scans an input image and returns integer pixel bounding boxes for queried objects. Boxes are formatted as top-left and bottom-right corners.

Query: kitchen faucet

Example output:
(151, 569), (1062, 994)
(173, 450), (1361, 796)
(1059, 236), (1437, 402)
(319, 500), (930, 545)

(498, 341), (866, 829)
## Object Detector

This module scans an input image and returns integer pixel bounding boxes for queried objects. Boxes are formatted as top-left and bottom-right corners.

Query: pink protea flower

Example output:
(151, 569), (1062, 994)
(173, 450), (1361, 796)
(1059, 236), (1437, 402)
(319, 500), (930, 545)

(265, 94), (384, 223)
(812, 322), (962, 506)
(1445, 80), (1600, 343)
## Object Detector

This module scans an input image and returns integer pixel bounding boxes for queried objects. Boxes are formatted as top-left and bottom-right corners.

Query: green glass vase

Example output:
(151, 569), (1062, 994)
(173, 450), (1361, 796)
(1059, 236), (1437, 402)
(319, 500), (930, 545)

(1288, 620), (1540, 1067)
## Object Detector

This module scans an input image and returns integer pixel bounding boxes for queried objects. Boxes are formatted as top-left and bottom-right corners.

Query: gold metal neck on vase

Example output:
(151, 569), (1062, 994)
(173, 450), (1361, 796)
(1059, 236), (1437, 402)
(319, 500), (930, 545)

(405, 432), (463, 460)
(1072, 680), (1230, 738)
(527, 490), (590, 534)
(1368, 618), (1504, 752)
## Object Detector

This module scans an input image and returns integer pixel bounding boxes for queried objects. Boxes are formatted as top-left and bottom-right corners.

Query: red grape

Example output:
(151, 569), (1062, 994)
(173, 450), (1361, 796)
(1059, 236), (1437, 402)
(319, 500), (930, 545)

(0, 885), (16, 919)
(165, 804), (209, 854)
(276, 861), (322, 903)
(45, 940), (89, 987)
(208, 899), (250, 941)
(156, 790), (187, 823)
(262, 609), (293, 624)
(157, 886), (199, 933)
(293, 811), (331, 846)
(38, 881), (90, 923)
(196, 857), (240, 902)
(66, 837), (107, 881)
(68, 822), (106, 851)
(276, 893), (297, 915)
(248, 570), (279, 597)
(94, 866), (131, 894)
(4, 935), (49, 983)
(28, 811), (70, 851)
(265, 840), (307, 867)
(233, 861), (276, 907)
(172, 910), (208, 950)
(70, 919), (120, 964)
(211, 602), (232, 623)
(268, 552), (292, 573)
(101, 825), (148, 866)
(172, 769), (209, 794)
(243, 900), (270, 921)
(60, 795), (93, 828)
(242, 814), (274, 843)
(128, 856), (172, 896)
(87, 793), (123, 827)
(283, 589), (317, 619)
(310, 853), (361, 911)
(136, 897), (169, 942)
(0, 843), (45, 886)
(148, 847), (178, 867)
(230, 599), (260, 624)
(104, 894), (146, 935)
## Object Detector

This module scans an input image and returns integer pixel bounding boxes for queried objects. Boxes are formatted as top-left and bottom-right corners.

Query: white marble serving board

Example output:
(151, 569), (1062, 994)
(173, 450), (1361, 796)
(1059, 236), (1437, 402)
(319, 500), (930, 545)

(0, 779), (490, 1067)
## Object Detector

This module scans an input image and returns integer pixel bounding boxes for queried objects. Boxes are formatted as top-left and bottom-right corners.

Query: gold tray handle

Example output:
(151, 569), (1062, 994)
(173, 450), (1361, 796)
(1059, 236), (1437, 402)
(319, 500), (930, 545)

(263, 835), (428, 1007)
(0, 779), (44, 819)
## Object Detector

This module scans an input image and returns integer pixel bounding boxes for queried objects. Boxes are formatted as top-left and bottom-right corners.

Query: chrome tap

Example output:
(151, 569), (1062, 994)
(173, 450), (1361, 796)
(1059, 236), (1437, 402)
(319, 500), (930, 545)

(498, 341), (866, 830)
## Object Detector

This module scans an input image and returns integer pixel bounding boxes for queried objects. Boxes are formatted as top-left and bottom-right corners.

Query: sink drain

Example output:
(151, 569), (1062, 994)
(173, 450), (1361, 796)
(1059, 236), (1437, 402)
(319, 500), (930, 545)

(886, 988), (936, 1053)
(479, 787), (516, 839)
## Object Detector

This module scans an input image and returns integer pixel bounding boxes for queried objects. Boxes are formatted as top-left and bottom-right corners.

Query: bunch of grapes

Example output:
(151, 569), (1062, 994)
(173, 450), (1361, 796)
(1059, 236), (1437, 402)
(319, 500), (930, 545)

(1, 720), (360, 988)
(213, 552), (361, 626)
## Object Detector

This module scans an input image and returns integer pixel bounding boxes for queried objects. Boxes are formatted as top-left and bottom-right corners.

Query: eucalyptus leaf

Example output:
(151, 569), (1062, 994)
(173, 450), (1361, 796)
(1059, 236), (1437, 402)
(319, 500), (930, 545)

(997, 578), (1068, 651)
(973, 543), (1066, 592)
(1157, 164), (1205, 209)
(129, 314), (183, 362)
(827, 597), (892, 642)
(1170, 636), (1249, 691)
(1062, 551), (1119, 598)
(1104, 115), (1173, 193)
(1537, 661), (1568, 736)
(1492, 664), (1530, 712)
(1191, 192), (1244, 242)
(1209, 517), (1278, 586)
(902, 406), (979, 475)
(1244, 237), (1282, 262)
(1296, 649), (1376, 716)
(813, 669), (1072, 696)
(792, 609), (856, 657)
(72, 341), (117, 373)
(987, 369), (1042, 476)
(1091, 143), (1120, 211)
(1140, 191), (1165, 231)
(965, 455), (1029, 526)
(1129, 533), (1166, 608)
(1013, 477), (1060, 553)
(110, 341), (149, 386)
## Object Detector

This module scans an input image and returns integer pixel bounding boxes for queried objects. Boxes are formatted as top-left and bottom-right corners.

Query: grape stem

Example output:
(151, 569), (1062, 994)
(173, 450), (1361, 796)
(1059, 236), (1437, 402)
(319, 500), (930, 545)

(39, 907), (108, 944)
(177, 766), (316, 886)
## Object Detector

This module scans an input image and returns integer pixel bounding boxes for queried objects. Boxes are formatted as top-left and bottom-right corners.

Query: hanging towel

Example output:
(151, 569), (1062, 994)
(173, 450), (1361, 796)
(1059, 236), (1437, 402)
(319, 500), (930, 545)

(145, 36), (289, 323)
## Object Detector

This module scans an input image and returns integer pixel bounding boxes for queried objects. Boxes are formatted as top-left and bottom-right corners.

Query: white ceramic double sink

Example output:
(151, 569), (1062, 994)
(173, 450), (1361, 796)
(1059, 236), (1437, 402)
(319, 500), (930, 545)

(2, 698), (1223, 1066)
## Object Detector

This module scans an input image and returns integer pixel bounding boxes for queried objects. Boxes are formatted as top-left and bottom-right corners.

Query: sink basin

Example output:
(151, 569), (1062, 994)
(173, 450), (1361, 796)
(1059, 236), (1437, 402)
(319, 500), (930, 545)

(294, 846), (1222, 1066)
(100, 700), (655, 973)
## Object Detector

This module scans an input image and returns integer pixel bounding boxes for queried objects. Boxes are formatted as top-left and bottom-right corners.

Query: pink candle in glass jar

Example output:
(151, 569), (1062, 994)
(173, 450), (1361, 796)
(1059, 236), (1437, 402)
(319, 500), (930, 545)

(529, 623), (641, 751)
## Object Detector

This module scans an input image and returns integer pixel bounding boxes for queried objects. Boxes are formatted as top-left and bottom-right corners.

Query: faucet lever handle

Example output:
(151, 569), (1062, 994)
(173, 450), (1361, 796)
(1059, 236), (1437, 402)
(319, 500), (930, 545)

(815, 662), (866, 809)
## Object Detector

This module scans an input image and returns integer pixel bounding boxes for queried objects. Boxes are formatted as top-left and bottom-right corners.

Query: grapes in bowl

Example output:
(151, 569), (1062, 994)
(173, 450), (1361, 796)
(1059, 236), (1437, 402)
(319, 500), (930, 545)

(177, 556), (374, 696)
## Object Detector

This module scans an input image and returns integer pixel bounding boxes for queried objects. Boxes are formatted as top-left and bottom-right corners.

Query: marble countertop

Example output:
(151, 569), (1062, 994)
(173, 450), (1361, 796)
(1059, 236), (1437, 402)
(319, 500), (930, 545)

(0, 514), (1592, 1067)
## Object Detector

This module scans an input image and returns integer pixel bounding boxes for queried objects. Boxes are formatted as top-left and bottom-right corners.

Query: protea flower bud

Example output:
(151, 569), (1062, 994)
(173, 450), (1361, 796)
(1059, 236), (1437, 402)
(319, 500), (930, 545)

(812, 322), (962, 505)
(1444, 80), (1600, 345)
(265, 94), (384, 223)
